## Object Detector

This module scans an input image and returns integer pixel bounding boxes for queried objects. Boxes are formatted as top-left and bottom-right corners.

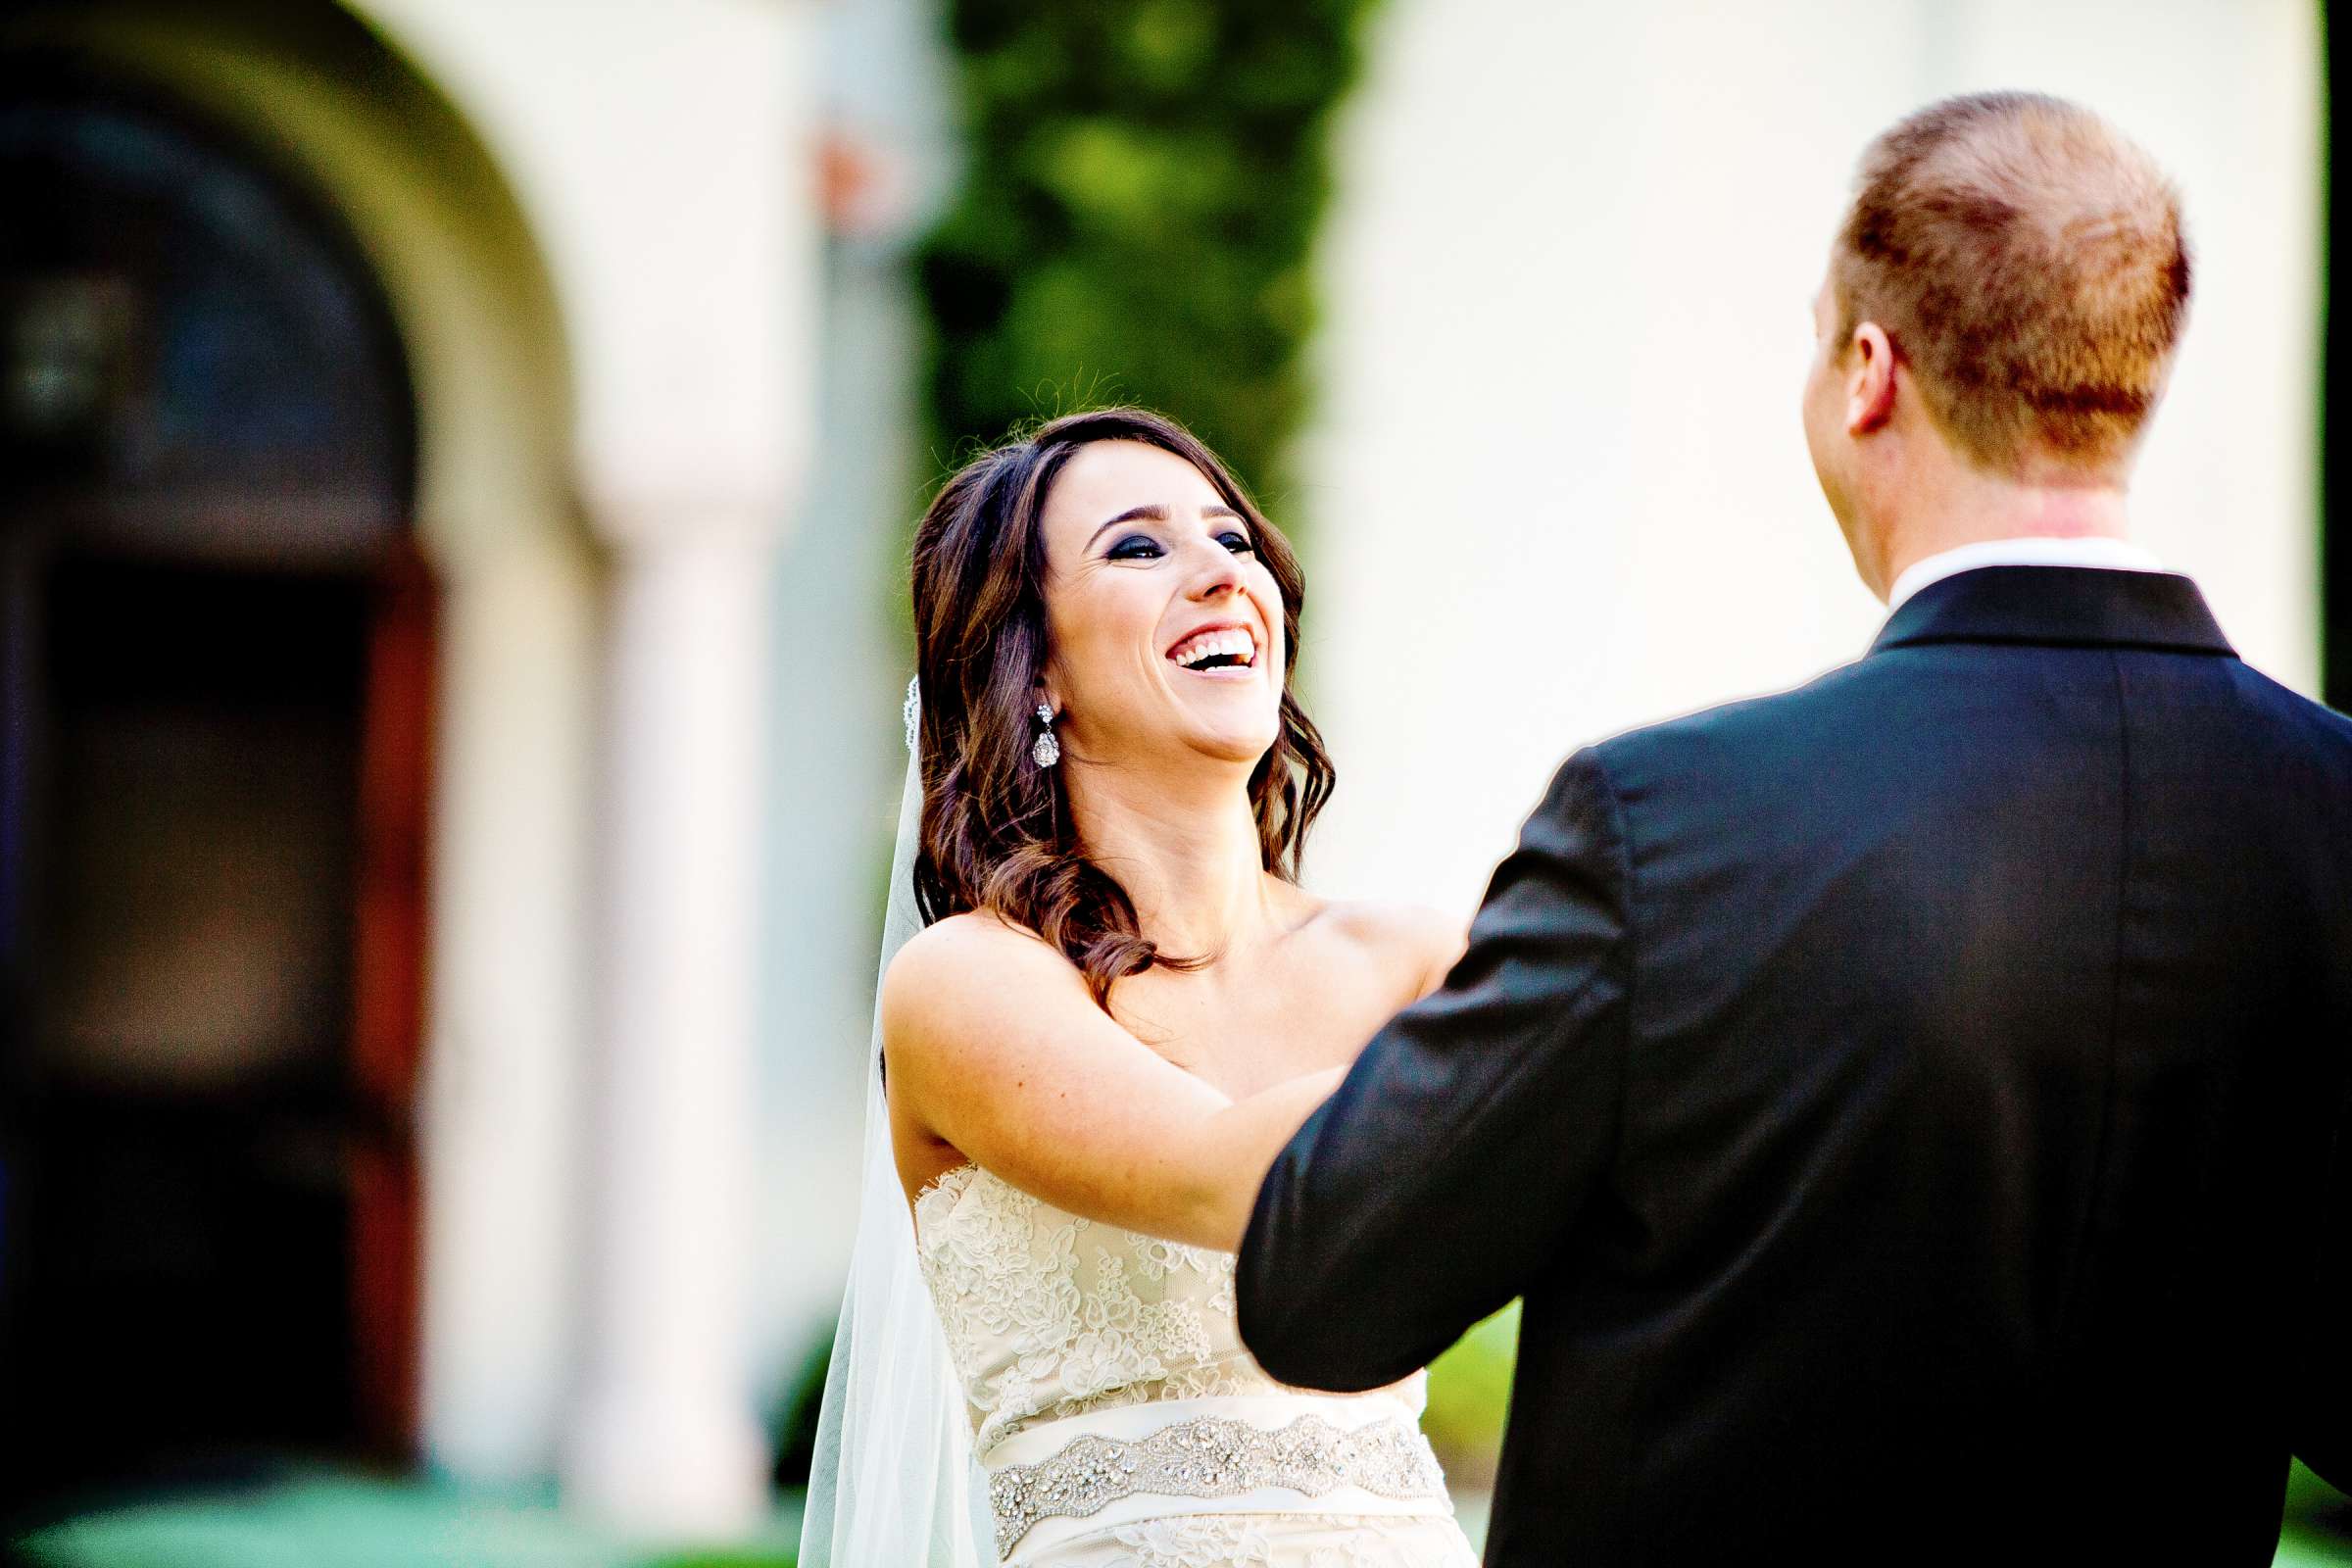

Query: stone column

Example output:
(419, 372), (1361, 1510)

(561, 513), (775, 1534)
(344, 0), (819, 1530)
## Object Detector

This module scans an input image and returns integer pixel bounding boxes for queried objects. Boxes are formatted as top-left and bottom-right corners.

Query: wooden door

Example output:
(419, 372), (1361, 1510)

(0, 74), (427, 1510)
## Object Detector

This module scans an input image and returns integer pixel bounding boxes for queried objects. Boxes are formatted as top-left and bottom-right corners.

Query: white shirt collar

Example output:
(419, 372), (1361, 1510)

(1885, 536), (2166, 615)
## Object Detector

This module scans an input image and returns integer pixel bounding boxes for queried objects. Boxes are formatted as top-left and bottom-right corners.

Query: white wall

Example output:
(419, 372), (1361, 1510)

(1299, 0), (2323, 918)
(352, 0), (815, 526)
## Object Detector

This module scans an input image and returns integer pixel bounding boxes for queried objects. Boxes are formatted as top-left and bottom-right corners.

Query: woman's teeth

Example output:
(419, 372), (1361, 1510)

(1169, 629), (1256, 670)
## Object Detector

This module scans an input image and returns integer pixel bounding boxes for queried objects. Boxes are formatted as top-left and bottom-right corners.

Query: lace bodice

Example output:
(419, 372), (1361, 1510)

(912, 1162), (1427, 1460)
(911, 1162), (1471, 1564)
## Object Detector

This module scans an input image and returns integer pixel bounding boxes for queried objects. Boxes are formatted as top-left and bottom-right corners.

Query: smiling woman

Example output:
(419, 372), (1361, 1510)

(905, 406), (1333, 1008)
(822, 404), (1479, 1567)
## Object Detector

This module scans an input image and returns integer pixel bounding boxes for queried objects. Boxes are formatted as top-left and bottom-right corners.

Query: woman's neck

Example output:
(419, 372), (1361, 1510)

(1062, 757), (1277, 961)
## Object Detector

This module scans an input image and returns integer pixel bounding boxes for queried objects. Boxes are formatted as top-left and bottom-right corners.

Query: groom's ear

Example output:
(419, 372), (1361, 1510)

(1845, 321), (1898, 436)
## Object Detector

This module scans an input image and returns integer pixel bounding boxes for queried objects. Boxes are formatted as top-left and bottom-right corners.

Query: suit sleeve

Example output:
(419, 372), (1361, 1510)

(1236, 747), (1633, 1391)
(2298, 1107), (2352, 1493)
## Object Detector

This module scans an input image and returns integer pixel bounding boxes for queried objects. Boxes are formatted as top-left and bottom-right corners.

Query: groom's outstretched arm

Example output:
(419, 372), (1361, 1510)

(1237, 748), (1632, 1392)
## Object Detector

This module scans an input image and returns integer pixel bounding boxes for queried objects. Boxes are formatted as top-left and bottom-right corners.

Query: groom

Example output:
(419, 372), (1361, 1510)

(1237, 91), (2350, 1565)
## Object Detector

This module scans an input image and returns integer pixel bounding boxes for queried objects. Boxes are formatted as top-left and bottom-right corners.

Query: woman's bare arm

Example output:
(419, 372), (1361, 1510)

(883, 913), (1345, 1251)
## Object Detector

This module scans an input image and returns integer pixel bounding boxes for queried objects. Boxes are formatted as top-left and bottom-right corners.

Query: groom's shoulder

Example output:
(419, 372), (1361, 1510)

(1587, 659), (1880, 789)
(2232, 660), (2352, 748)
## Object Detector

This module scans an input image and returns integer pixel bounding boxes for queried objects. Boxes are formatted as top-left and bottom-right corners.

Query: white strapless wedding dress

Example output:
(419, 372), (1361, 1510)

(913, 1162), (1478, 1567)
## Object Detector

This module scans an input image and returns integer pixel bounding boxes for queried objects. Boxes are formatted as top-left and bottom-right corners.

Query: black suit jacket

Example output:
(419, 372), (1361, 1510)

(1238, 567), (2352, 1565)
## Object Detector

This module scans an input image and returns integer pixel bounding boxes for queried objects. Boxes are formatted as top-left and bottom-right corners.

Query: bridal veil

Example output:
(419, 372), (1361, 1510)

(798, 678), (995, 1566)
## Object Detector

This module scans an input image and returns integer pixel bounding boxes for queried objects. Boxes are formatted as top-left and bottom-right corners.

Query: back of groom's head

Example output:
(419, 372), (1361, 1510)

(1832, 91), (2191, 478)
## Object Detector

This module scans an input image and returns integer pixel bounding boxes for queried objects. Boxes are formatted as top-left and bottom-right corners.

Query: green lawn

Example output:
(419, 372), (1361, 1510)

(10, 1459), (2344, 1567)
(10, 1472), (802, 1568)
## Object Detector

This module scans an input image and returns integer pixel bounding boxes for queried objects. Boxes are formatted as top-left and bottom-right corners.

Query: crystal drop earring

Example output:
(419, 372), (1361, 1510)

(1032, 704), (1060, 768)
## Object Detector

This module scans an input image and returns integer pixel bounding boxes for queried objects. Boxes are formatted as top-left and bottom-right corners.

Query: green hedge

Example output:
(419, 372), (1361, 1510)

(1420, 1298), (1518, 1488)
(918, 0), (1380, 506)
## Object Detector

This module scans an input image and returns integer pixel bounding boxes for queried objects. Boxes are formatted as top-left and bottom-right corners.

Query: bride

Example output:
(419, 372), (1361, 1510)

(802, 407), (1479, 1567)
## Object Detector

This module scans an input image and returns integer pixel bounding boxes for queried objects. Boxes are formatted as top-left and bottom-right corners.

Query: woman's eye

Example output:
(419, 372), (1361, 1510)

(1219, 531), (1255, 555)
(1106, 535), (1163, 561)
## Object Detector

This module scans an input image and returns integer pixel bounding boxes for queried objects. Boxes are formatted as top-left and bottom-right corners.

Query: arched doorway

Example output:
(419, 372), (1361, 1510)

(0, 68), (430, 1515)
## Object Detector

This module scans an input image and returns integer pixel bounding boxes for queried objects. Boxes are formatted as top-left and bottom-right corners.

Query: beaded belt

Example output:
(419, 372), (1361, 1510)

(985, 1410), (1447, 1557)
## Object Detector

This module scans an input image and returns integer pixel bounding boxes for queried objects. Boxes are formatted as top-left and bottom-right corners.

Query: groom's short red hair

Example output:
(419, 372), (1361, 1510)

(1834, 91), (2191, 476)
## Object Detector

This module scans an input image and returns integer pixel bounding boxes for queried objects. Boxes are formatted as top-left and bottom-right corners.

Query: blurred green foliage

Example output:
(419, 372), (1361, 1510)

(766, 1324), (834, 1489)
(2282, 1462), (2352, 1565)
(1420, 1297), (1519, 1488)
(918, 0), (1380, 507)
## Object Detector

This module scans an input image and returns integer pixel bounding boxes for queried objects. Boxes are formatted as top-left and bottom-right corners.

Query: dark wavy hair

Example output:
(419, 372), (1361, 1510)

(908, 407), (1335, 1009)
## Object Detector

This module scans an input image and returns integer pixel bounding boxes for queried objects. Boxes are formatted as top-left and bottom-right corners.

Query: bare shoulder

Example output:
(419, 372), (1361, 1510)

(1311, 898), (1469, 1001)
(881, 910), (1078, 1033)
